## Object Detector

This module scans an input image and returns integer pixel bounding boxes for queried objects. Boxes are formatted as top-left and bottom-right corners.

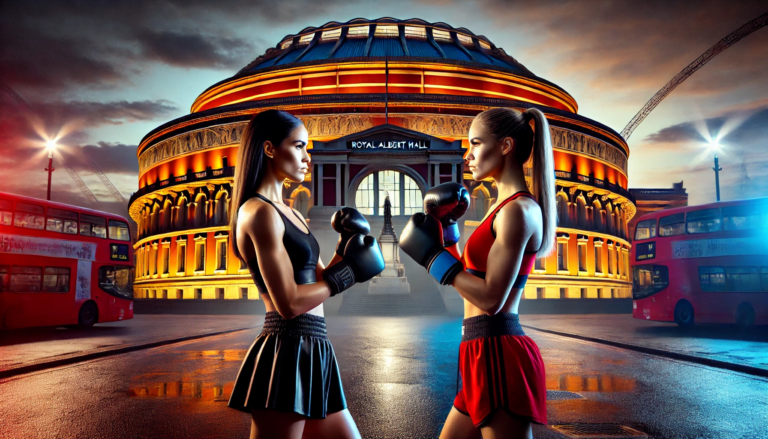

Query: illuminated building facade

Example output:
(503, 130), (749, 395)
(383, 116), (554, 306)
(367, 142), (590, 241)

(129, 18), (636, 303)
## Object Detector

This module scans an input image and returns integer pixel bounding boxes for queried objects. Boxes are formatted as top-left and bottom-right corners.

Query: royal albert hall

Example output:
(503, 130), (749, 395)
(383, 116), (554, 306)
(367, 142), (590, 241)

(130, 18), (636, 307)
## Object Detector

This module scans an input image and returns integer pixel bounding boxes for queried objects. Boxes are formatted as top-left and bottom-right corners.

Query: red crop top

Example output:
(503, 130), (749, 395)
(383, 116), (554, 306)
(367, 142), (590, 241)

(462, 191), (538, 288)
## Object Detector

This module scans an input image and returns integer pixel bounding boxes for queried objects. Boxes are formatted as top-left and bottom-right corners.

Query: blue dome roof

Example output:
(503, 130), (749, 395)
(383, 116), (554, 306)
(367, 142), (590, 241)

(239, 18), (533, 75)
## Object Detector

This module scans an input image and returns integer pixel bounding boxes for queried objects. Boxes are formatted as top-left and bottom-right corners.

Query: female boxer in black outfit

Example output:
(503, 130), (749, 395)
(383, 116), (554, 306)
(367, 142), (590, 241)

(228, 110), (384, 439)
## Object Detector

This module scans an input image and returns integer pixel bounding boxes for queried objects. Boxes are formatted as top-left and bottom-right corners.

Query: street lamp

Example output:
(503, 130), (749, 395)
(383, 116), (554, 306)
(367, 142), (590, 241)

(712, 155), (722, 202)
(45, 138), (56, 201)
(708, 139), (722, 202)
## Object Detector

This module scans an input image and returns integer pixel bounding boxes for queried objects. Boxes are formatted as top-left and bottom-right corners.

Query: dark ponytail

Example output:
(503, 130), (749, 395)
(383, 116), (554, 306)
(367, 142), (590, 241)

(475, 107), (556, 257)
(229, 110), (302, 262)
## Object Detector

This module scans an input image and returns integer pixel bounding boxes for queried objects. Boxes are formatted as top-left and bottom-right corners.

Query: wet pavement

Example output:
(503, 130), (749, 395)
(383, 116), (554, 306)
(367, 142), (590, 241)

(0, 315), (260, 374)
(1, 315), (767, 438)
(521, 314), (768, 372)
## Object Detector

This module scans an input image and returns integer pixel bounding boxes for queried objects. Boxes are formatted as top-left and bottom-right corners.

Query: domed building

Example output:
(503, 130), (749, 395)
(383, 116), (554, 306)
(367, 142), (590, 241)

(130, 18), (635, 307)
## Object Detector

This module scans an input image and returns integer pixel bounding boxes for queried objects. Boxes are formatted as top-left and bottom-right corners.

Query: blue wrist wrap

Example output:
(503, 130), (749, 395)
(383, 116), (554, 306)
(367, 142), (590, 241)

(443, 223), (460, 246)
(427, 250), (463, 285)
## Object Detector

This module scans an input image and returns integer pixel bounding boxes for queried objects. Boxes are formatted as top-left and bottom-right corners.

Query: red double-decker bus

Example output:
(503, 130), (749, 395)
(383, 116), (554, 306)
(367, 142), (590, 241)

(631, 197), (768, 327)
(0, 192), (134, 330)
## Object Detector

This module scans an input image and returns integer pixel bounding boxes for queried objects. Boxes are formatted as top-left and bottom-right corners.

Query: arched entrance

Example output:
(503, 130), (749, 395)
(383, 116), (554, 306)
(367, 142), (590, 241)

(350, 165), (427, 216)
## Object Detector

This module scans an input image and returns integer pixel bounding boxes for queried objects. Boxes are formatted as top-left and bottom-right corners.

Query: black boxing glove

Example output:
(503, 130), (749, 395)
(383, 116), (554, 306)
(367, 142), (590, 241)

(331, 207), (371, 257)
(424, 182), (470, 247)
(400, 213), (463, 285)
(323, 234), (386, 296)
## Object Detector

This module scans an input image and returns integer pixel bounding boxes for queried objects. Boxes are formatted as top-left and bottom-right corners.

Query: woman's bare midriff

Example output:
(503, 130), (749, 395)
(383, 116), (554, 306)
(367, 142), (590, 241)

(260, 292), (324, 317)
(463, 288), (524, 318)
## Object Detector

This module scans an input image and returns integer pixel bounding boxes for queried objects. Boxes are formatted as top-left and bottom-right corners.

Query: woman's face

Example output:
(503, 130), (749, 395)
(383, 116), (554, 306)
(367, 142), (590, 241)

(268, 124), (310, 183)
(466, 118), (510, 181)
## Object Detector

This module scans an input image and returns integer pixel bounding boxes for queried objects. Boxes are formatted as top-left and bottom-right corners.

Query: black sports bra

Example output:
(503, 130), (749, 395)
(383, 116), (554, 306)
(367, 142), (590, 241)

(246, 194), (320, 293)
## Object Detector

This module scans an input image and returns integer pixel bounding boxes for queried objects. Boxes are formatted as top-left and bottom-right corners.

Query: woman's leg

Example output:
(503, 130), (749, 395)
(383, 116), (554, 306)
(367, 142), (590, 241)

(301, 409), (361, 439)
(439, 407), (482, 439)
(479, 410), (532, 439)
(251, 410), (306, 439)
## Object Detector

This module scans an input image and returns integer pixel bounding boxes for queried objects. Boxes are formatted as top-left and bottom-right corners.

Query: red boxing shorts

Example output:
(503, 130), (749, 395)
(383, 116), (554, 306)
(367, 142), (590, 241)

(453, 313), (547, 427)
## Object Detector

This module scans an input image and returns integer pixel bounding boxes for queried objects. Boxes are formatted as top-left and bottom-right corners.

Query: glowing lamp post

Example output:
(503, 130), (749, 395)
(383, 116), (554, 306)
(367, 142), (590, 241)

(708, 139), (722, 202)
(713, 155), (722, 202)
(45, 139), (56, 201)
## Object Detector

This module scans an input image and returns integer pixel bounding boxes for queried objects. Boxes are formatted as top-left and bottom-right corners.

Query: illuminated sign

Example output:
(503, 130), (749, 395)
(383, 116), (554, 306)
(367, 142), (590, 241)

(635, 241), (655, 261)
(110, 244), (130, 261)
(349, 139), (429, 150)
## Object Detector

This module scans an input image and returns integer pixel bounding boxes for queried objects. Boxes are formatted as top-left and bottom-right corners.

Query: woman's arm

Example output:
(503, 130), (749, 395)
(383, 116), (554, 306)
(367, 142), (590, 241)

(450, 201), (534, 315)
(239, 202), (333, 319)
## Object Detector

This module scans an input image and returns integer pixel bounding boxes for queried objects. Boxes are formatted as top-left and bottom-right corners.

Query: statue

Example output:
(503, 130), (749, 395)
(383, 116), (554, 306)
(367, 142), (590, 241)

(368, 193), (410, 294)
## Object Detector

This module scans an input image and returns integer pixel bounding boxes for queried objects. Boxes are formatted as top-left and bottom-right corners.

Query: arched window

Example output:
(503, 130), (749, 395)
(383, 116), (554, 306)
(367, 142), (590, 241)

(194, 193), (207, 228)
(214, 190), (229, 225)
(606, 203), (615, 235)
(354, 171), (422, 216)
(592, 200), (602, 232)
(161, 199), (172, 233)
(615, 206), (624, 238)
(176, 197), (188, 230)
(150, 203), (160, 235)
(556, 192), (569, 227)
(576, 195), (587, 228)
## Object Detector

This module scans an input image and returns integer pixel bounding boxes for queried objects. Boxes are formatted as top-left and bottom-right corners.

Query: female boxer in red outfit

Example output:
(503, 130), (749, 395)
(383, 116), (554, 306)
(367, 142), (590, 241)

(400, 107), (556, 439)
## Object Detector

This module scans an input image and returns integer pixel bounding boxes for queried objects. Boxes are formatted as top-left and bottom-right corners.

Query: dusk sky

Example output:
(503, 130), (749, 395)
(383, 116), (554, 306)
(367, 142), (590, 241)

(1, 0), (766, 220)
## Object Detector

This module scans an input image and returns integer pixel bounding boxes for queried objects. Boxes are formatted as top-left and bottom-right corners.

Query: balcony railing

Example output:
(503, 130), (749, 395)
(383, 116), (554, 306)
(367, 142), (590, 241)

(551, 170), (635, 204)
(130, 167), (236, 206)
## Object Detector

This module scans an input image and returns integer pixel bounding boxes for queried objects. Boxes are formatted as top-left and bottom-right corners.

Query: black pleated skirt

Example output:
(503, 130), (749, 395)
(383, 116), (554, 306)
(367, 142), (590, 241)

(228, 312), (348, 418)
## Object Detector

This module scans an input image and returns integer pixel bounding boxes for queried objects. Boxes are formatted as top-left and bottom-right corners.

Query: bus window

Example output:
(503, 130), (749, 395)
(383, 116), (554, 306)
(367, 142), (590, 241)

(762, 267), (768, 292)
(99, 265), (134, 299)
(687, 208), (721, 234)
(46, 208), (79, 235)
(659, 213), (685, 237)
(10, 266), (42, 292)
(80, 214), (107, 238)
(108, 220), (131, 241)
(723, 204), (763, 231)
(42, 267), (71, 293)
(13, 202), (45, 230)
(634, 219), (657, 240)
(0, 199), (12, 225)
(0, 265), (8, 292)
(632, 264), (669, 299)
(726, 266), (760, 292)
(699, 266), (726, 292)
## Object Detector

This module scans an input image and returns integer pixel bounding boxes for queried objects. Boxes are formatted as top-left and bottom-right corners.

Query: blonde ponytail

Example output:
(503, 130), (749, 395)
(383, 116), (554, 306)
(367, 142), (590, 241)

(524, 108), (556, 257)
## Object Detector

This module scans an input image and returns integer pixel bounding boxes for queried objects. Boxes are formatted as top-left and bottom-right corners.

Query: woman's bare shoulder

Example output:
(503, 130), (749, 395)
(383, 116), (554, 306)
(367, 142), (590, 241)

(238, 198), (282, 237)
(496, 196), (540, 237)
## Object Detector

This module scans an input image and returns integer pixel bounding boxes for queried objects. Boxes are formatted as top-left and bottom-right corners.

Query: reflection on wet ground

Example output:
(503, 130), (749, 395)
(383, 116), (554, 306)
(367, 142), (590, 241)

(547, 373), (636, 392)
(129, 381), (233, 401)
(127, 349), (247, 408)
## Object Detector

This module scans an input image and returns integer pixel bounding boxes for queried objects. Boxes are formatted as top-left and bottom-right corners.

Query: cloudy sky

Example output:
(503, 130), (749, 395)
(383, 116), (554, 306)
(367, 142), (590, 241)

(1, 0), (766, 220)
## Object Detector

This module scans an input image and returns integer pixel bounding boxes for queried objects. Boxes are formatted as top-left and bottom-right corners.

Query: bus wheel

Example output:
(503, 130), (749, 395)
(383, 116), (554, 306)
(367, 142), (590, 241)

(674, 301), (695, 327)
(78, 302), (98, 328)
(735, 303), (755, 328)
